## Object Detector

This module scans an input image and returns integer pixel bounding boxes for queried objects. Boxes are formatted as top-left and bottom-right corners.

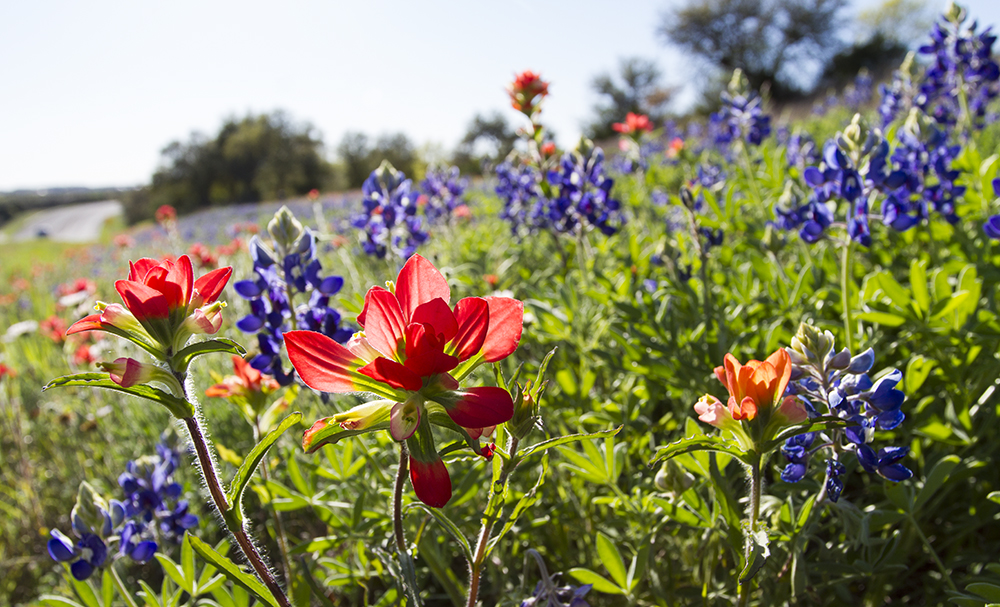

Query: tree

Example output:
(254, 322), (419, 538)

(336, 131), (418, 188)
(143, 111), (331, 221)
(658, 0), (848, 100)
(586, 57), (674, 140)
(451, 112), (519, 175)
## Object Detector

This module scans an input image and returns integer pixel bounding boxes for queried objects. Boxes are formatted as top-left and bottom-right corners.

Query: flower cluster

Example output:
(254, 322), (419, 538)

(710, 70), (772, 147)
(542, 140), (625, 236)
(915, 2), (1000, 129)
(694, 348), (808, 450)
(352, 161), (429, 260)
(67, 254), (232, 367)
(119, 442), (199, 546)
(497, 139), (625, 237)
(983, 179), (1000, 239)
(520, 582), (592, 607)
(419, 165), (469, 225)
(781, 324), (911, 501)
(235, 207), (353, 385)
(508, 70), (549, 117)
(284, 255), (523, 508)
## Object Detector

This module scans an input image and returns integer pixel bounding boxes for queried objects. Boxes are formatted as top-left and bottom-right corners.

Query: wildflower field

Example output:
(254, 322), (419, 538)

(4, 5), (1000, 607)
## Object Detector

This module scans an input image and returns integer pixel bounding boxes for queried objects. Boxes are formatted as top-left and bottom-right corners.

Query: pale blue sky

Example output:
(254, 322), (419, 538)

(1, 0), (998, 191)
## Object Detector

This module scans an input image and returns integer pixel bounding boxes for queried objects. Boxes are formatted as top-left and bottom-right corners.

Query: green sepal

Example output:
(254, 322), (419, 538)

(186, 535), (280, 607)
(227, 412), (302, 523)
(43, 373), (195, 419)
(171, 339), (246, 374)
(648, 434), (751, 467)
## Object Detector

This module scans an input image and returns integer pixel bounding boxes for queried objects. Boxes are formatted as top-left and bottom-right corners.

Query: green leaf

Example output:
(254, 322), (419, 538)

(738, 522), (770, 583)
(910, 260), (930, 315)
(186, 535), (280, 607)
(40, 596), (86, 607)
(596, 532), (627, 588)
(227, 412), (302, 523)
(930, 290), (970, 321)
(171, 339), (246, 373)
(987, 491), (1000, 504)
(65, 572), (101, 607)
(487, 455), (549, 557)
(648, 435), (749, 467)
(566, 568), (625, 595)
(43, 373), (195, 419)
(406, 502), (473, 565)
(968, 583), (1000, 602)
(855, 311), (906, 328)
(519, 426), (622, 460)
(914, 455), (961, 512)
(155, 553), (193, 595)
(101, 571), (113, 607)
(875, 271), (911, 308)
(904, 356), (936, 394)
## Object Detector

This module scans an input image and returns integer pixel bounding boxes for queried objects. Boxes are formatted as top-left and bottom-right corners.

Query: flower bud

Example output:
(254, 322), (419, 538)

(827, 348), (851, 370)
(509, 385), (539, 440)
(654, 460), (695, 496)
(267, 206), (305, 257)
(71, 482), (111, 538)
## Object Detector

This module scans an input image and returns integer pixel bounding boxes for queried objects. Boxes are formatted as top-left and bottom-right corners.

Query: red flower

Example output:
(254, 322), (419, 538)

(612, 112), (654, 135)
(155, 205), (177, 224)
(206, 355), (279, 399)
(508, 70), (550, 115)
(68, 255), (232, 355)
(0, 363), (16, 379)
(714, 349), (805, 423)
(285, 254), (524, 507)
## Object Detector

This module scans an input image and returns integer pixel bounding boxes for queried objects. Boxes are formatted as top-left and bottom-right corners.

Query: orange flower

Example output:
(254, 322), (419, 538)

(714, 349), (794, 422)
(206, 355), (279, 399)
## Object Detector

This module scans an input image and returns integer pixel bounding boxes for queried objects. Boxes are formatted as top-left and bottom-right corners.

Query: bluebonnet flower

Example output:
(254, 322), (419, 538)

(985, 178), (1000, 239)
(844, 71), (873, 110)
(498, 139), (625, 237)
(878, 53), (917, 127)
(234, 207), (352, 385)
(915, 3), (1000, 130)
(496, 161), (543, 235)
(419, 165), (469, 224)
(887, 118), (965, 226)
(786, 132), (821, 172)
(47, 482), (148, 580)
(119, 442), (198, 545)
(779, 324), (912, 502)
(544, 140), (626, 235)
(352, 161), (429, 259)
(711, 70), (772, 147)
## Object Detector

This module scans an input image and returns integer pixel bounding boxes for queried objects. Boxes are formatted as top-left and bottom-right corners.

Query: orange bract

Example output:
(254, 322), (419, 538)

(714, 349), (792, 421)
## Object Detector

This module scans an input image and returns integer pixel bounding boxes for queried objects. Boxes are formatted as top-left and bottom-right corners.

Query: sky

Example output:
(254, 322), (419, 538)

(1, 0), (999, 191)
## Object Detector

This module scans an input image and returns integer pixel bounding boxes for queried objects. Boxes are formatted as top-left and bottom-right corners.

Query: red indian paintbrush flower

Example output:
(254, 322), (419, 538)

(508, 70), (550, 116)
(695, 349), (808, 448)
(612, 112), (654, 135)
(284, 254), (524, 508)
(67, 255), (232, 358)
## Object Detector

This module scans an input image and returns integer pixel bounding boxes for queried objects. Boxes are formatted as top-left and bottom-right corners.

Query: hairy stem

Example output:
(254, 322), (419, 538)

(394, 443), (409, 555)
(467, 436), (520, 607)
(737, 456), (762, 607)
(182, 416), (290, 607)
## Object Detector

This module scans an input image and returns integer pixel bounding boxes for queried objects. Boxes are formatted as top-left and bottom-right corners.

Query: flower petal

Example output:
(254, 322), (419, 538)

(481, 297), (523, 362)
(284, 330), (363, 393)
(358, 357), (423, 392)
(67, 314), (104, 335)
(409, 456), (452, 508)
(395, 254), (450, 324)
(115, 280), (170, 320)
(192, 266), (233, 307)
(356, 286), (389, 328)
(129, 258), (160, 282)
(410, 298), (458, 342)
(451, 297), (489, 360)
(362, 289), (407, 360)
(443, 386), (514, 429)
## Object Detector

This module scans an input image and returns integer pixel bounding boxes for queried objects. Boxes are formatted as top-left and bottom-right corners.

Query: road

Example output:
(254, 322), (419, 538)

(2, 200), (123, 243)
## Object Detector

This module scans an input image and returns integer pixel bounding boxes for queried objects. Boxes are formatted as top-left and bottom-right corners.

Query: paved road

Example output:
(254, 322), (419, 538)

(3, 200), (123, 243)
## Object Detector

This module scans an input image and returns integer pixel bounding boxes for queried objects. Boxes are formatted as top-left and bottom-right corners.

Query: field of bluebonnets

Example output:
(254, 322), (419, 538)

(5, 5), (1000, 606)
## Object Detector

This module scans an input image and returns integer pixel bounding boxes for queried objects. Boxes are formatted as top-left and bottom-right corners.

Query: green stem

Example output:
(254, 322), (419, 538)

(739, 142), (765, 210)
(394, 443), (409, 556)
(908, 514), (958, 592)
(840, 240), (855, 354)
(737, 456), (762, 607)
(110, 562), (141, 607)
(467, 436), (520, 607)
